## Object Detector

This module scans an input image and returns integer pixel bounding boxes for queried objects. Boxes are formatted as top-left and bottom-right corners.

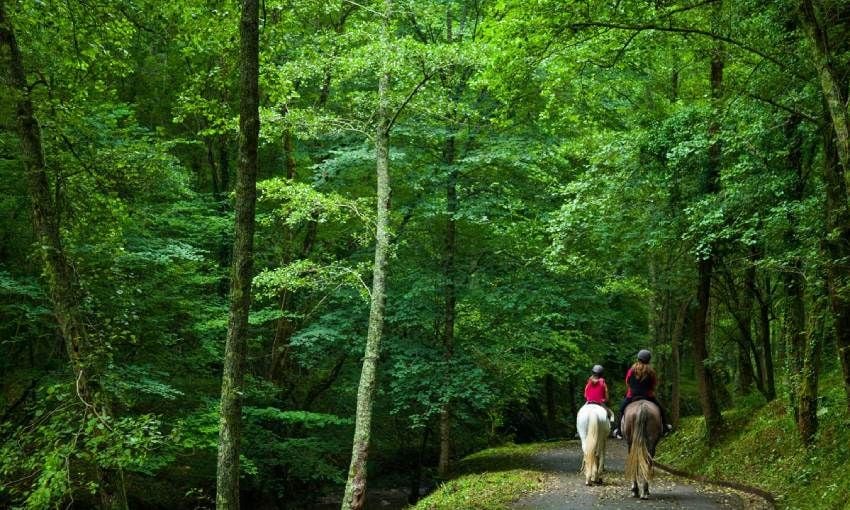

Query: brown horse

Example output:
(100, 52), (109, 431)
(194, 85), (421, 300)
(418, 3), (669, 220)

(622, 399), (662, 499)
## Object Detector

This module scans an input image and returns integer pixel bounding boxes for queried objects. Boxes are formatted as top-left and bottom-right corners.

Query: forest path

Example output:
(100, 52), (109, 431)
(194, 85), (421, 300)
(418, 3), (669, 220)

(511, 440), (771, 510)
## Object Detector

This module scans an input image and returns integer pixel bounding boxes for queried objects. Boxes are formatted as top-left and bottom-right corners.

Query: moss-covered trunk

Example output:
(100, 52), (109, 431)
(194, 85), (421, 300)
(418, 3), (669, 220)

(341, 2), (392, 507)
(215, 0), (259, 508)
(439, 132), (457, 478)
(692, 19), (725, 441)
(1, 3), (128, 508)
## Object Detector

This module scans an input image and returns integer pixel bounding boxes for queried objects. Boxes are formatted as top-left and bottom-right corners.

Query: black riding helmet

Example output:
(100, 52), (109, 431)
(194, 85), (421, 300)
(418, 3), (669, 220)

(591, 364), (604, 376)
(637, 349), (652, 363)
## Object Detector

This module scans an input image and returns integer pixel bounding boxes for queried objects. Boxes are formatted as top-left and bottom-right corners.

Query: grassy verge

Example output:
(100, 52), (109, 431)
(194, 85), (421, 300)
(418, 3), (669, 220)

(656, 372), (850, 510)
(410, 442), (562, 510)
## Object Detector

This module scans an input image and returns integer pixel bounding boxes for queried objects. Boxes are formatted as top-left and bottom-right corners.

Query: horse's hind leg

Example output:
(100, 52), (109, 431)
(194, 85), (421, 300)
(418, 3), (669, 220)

(641, 481), (650, 500)
(594, 452), (605, 483)
(631, 480), (639, 498)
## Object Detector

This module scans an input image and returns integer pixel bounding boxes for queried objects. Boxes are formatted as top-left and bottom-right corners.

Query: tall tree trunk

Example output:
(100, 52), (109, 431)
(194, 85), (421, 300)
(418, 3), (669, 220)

(799, 0), (850, 175)
(438, 7), (463, 476)
(341, 2), (392, 508)
(438, 132), (457, 477)
(737, 262), (756, 394)
(670, 299), (689, 427)
(692, 26), (725, 441)
(821, 105), (850, 413)
(797, 293), (824, 444)
(756, 273), (775, 401)
(215, 0), (260, 508)
(783, 114), (807, 417)
(0, 3), (128, 509)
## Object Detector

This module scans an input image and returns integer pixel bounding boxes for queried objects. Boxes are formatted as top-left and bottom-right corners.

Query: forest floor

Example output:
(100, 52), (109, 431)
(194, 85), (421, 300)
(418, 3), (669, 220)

(511, 440), (771, 510)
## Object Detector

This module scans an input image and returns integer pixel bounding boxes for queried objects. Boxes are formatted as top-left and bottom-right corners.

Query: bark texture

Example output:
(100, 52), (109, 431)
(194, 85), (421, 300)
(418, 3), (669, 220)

(821, 106), (850, 414)
(669, 299), (689, 427)
(1, 3), (127, 508)
(341, 2), (392, 507)
(799, 0), (850, 175)
(438, 132), (457, 478)
(215, 0), (260, 508)
(692, 29), (725, 441)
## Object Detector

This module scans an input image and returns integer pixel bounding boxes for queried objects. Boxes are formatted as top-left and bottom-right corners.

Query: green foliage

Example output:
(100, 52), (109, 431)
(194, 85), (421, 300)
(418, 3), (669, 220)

(412, 442), (558, 510)
(658, 372), (850, 510)
(3, 0), (848, 507)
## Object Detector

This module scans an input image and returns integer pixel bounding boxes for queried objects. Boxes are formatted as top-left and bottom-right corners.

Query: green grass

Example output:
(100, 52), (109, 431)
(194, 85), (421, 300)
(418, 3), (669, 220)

(657, 372), (850, 510)
(410, 442), (562, 510)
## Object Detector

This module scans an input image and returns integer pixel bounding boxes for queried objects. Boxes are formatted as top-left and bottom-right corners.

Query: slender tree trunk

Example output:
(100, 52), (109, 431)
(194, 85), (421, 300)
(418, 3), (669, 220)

(692, 29), (725, 441)
(670, 299), (688, 427)
(737, 263), (756, 394)
(215, 0), (260, 508)
(756, 274), (775, 401)
(341, 2), (392, 507)
(797, 296), (824, 444)
(783, 114), (808, 417)
(0, 3), (128, 508)
(438, 132), (457, 477)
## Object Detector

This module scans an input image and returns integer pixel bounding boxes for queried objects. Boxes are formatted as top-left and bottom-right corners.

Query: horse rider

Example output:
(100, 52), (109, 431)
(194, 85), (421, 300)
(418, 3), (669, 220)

(583, 364), (615, 428)
(612, 349), (673, 439)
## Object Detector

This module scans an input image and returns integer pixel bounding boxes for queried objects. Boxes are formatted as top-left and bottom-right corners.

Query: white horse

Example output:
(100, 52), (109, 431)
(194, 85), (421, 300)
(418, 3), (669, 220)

(576, 403), (611, 486)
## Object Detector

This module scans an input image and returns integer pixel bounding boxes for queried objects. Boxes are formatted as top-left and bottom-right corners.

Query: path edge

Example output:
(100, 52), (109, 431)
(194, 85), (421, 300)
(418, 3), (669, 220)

(654, 461), (777, 509)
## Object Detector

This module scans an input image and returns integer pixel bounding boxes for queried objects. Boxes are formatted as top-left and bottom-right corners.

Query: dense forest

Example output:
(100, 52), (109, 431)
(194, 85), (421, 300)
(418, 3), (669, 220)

(2, 0), (850, 508)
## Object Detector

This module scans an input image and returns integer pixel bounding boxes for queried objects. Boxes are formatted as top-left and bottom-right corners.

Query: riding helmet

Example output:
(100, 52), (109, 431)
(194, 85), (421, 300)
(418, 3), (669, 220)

(591, 364), (604, 375)
(637, 349), (652, 363)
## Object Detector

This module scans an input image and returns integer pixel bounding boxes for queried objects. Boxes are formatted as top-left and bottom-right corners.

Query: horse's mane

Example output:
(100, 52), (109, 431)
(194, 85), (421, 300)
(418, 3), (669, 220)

(631, 361), (655, 382)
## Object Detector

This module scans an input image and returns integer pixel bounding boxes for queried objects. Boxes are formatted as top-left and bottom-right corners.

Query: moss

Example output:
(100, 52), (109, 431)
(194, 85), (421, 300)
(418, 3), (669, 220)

(657, 372), (850, 510)
(411, 442), (562, 509)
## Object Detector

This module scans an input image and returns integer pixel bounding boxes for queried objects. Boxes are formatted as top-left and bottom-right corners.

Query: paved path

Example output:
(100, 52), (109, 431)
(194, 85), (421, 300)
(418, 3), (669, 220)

(512, 440), (768, 509)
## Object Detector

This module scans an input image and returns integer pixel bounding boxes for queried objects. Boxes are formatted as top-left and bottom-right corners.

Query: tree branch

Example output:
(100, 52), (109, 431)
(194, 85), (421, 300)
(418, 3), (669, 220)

(387, 72), (433, 132)
(568, 21), (797, 75)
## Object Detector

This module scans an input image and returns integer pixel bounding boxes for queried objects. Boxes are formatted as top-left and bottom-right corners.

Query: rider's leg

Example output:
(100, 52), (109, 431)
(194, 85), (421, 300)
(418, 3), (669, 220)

(613, 398), (630, 437)
(646, 396), (673, 432)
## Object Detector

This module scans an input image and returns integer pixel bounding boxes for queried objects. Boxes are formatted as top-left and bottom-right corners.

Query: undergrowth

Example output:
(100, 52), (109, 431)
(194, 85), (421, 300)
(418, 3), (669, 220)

(410, 442), (560, 509)
(657, 372), (850, 510)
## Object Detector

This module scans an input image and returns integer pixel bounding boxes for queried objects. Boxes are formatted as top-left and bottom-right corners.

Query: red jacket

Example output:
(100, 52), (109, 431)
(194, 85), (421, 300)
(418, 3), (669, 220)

(584, 377), (608, 403)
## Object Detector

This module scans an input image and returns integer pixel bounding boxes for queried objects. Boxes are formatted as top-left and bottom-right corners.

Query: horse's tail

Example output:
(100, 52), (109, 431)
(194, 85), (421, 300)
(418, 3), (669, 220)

(625, 404), (653, 482)
(582, 409), (599, 477)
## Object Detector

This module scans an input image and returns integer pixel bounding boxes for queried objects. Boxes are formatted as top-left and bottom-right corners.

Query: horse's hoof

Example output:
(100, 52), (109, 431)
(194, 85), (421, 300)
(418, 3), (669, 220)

(585, 481), (592, 486)
(640, 495), (650, 500)
(595, 478), (603, 484)
(631, 491), (640, 498)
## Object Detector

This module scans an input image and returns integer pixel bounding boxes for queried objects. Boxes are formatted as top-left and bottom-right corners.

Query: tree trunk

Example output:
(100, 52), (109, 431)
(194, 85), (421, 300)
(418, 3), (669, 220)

(438, 131), (457, 477)
(799, 0), (850, 176)
(670, 299), (689, 427)
(737, 262), (756, 394)
(692, 30), (725, 441)
(0, 3), (128, 508)
(215, 0), (260, 508)
(783, 114), (807, 417)
(341, 2), (392, 507)
(821, 105), (850, 413)
(797, 300), (824, 445)
(756, 274), (775, 401)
